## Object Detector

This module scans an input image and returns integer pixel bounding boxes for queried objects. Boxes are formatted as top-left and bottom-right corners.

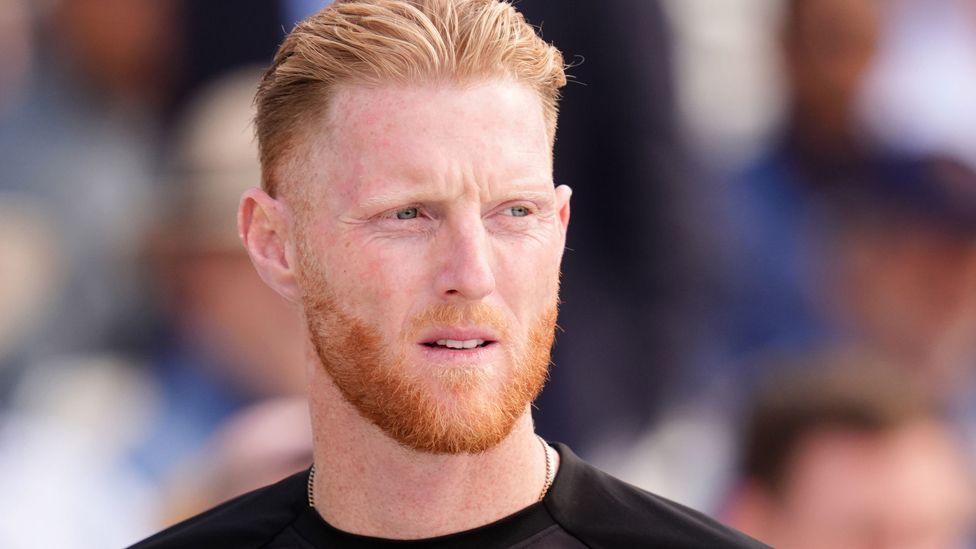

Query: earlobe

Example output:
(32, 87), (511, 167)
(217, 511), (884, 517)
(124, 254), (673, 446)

(239, 188), (303, 303)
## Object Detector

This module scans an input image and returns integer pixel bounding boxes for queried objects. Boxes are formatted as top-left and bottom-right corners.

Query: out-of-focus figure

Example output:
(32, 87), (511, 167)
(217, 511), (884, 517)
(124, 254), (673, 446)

(605, 0), (976, 514)
(821, 160), (976, 394)
(779, 0), (882, 165)
(0, 2), (183, 543)
(128, 67), (312, 536)
(813, 159), (976, 468)
(48, 0), (182, 110)
(602, 0), (888, 506)
(0, 68), (311, 548)
(726, 361), (976, 548)
(718, 0), (976, 381)
(133, 67), (308, 483)
(0, 0), (183, 368)
(709, 0), (976, 403)
(721, 0), (885, 367)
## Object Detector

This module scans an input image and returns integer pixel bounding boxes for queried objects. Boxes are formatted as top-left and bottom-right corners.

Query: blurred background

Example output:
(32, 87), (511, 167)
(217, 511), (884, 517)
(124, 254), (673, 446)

(0, 0), (974, 547)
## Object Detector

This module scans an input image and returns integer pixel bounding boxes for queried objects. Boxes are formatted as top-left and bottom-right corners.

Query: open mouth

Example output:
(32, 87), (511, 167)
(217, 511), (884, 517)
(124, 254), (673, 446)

(422, 339), (495, 350)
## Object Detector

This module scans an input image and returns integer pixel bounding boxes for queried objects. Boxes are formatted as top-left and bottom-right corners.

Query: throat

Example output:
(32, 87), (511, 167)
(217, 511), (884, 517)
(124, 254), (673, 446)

(308, 414), (549, 540)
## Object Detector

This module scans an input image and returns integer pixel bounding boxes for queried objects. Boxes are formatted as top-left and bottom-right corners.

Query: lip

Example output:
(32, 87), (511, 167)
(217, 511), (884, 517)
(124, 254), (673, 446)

(416, 327), (501, 345)
(416, 340), (502, 362)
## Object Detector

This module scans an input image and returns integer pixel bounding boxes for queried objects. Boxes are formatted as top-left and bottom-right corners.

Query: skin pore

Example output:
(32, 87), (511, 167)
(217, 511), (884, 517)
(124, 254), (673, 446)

(239, 79), (571, 539)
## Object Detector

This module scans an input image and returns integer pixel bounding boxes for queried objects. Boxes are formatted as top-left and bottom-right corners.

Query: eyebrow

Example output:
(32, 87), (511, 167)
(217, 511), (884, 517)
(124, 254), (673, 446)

(356, 190), (438, 211)
(356, 188), (554, 210)
(493, 190), (555, 205)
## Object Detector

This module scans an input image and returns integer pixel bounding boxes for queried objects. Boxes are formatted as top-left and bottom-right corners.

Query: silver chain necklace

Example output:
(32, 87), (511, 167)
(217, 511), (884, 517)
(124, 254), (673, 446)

(307, 436), (555, 509)
(537, 435), (554, 502)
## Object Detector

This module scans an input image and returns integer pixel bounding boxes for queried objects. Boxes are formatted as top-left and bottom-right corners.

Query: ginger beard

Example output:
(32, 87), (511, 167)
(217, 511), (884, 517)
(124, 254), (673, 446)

(298, 252), (558, 454)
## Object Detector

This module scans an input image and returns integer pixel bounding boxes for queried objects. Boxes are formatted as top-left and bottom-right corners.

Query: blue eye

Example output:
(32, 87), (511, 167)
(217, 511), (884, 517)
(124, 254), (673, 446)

(506, 206), (531, 217)
(395, 207), (419, 220)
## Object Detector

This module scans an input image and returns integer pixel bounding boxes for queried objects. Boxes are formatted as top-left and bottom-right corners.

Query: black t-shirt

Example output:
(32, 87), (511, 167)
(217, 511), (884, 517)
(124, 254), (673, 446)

(130, 443), (767, 548)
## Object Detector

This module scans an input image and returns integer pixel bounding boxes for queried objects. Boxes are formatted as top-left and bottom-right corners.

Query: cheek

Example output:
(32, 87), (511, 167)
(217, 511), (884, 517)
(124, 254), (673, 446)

(328, 238), (430, 323)
(361, 254), (398, 302)
(491, 236), (561, 314)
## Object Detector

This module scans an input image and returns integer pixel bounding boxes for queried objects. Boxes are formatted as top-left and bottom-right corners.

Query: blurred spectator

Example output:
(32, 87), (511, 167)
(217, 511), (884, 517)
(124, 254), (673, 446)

(719, 0), (885, 369)
(680, 0), (976, 475)
(780, 0), (882, 164)
(814, 159), (976, 466)
(726, 361), (976, 548)
(597, 0), (890, 508)
(715, 0), (976, 389)
(48, 0), (182, 111)
(132, 67), (307, 482)
(821, 159), (976, 394)
(0, 67), (310, 548)
(0, 0), (182, 370)
(595, 156), (976, 515)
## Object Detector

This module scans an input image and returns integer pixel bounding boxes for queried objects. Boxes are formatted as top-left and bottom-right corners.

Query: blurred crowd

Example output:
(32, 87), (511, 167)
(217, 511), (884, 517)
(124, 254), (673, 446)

(1, 0), (975, 547)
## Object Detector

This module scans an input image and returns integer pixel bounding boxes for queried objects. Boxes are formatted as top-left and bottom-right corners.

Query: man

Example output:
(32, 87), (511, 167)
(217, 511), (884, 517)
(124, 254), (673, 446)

(726, 360), (976, 548)
(132, 1), (763, 546)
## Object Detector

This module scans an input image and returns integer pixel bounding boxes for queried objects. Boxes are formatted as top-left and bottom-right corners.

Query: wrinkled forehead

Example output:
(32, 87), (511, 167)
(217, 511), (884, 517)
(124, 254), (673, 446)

(293, 79), (553, 211)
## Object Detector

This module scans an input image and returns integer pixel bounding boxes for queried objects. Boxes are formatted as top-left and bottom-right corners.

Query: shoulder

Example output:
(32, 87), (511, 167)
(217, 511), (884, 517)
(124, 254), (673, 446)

(545, 444), (768, 549)
(128, 468), (310, 549)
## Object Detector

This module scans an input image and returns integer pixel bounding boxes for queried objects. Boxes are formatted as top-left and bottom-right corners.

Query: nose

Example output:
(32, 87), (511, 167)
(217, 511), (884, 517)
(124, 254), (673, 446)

(434, 216), (496, 301)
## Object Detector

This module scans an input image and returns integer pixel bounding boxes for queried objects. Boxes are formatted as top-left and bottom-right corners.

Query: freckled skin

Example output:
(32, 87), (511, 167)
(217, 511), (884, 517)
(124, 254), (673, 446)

(299, 81), (566, 369)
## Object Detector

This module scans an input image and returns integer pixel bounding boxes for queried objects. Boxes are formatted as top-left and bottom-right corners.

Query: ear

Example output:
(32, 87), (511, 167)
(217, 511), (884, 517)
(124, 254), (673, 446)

(555, 184), (572, 240)
(238, 188), (303, 303)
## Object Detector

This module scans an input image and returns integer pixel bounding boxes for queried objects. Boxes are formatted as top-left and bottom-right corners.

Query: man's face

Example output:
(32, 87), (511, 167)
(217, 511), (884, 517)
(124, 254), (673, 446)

(292, 80), (570, 454)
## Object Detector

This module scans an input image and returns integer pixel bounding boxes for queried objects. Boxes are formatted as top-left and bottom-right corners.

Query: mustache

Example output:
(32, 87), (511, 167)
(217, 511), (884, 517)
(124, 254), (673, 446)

(404, 302), (511, 341)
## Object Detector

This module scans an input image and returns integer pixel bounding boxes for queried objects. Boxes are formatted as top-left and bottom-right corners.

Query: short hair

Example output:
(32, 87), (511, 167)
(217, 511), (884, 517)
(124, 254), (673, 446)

(740, 354), (934, 495)
(254, 0), (567, 197)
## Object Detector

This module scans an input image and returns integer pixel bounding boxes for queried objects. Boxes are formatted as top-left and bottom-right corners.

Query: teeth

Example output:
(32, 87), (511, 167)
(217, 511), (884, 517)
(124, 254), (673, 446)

(434, 339), (485, 349)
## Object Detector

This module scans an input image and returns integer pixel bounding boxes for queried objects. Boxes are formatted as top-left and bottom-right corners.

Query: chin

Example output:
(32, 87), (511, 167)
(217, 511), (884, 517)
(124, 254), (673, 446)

(421, 364), (510, 415)
(387, 366), (529, 455)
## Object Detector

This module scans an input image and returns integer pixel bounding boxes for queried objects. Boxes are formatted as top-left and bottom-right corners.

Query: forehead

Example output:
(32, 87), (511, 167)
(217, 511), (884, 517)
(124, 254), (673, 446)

(305, 80), (552, 206)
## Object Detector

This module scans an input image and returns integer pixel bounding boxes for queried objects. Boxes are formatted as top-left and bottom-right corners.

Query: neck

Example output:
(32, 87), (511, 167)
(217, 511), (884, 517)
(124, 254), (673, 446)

(307, 365), (555, 540)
